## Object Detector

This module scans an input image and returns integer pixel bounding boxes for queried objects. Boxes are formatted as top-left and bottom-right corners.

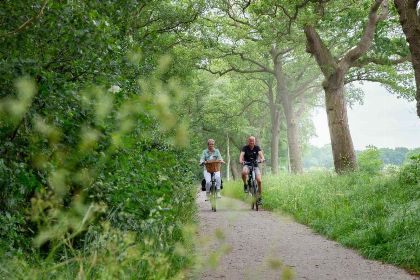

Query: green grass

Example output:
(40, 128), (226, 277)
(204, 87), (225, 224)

(222, 171), (420, 272)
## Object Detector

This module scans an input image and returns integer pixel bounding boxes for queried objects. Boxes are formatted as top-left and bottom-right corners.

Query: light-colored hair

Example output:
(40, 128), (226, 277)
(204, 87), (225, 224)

(207, 139), (215, 145)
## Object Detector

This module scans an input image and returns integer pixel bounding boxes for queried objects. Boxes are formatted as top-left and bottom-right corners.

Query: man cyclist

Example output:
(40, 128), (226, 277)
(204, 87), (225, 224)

(200, 139), (224, 199)
(239, 136), (265, 204)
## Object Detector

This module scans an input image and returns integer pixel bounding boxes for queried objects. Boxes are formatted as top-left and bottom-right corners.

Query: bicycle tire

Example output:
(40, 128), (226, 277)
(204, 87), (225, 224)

(248, 181), (254, 210)
(252, 179), (258, 211)
(210, 181), (217, 212)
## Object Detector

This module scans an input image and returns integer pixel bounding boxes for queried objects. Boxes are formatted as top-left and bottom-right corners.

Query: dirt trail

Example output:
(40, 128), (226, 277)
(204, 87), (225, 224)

(196, 192), (417, 280)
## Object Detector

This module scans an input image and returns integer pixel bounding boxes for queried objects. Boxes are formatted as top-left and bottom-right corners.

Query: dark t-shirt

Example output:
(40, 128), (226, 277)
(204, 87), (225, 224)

(241, 145), (261, 163)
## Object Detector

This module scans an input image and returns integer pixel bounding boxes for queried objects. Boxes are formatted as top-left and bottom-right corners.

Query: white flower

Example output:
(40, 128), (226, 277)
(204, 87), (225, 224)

(108, 85), (121, 93)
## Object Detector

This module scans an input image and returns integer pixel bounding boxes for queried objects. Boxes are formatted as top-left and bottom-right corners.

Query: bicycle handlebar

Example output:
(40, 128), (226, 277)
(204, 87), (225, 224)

(199, 159), (225, 166)
(242, 160), (263, 165)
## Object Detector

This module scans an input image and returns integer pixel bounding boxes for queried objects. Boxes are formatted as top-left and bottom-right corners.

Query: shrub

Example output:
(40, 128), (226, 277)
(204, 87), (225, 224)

(357, 146), (383, 175)
(399, 154), (420, 185)
(382, 164), (400, 176)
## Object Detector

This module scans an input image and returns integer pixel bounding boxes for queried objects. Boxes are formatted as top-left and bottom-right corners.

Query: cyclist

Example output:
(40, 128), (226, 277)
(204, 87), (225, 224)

(200, 139), (224, 199)
(239, 136), (265, 204)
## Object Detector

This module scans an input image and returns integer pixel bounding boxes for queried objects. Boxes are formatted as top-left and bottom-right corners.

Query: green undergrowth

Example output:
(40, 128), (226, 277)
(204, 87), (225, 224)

(0, 141), (199, 279)
(223, 164), (420, 272)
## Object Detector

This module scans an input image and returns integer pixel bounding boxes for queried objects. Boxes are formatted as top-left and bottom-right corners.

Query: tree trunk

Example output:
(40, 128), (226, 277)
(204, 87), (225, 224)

(271, 46), (303, 173)
(394, 0), (420, 117)
(270, 110), (280, 174)
(304, 21), (374, 173)
(282, 95), (303, 173)
(227, 137), (241, 180)
(324, 72), (357, 172)
(230, 162), (241, 180)
(226, 133), (230, 181)
(267, 81), (281, 174)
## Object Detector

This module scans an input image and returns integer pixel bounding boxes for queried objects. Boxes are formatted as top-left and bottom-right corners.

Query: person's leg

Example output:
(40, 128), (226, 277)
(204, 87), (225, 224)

(242, 165), (249, 192)
(215, 171), (222, 198)
(204, 170), (211, 195)
(215, 171), (221, 190)
(256, 174), (262, 194)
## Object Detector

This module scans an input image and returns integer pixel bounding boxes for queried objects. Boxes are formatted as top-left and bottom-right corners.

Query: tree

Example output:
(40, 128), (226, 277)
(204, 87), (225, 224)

(303, 0), (413, 172)
(196, 2), (322, 173)
(394, 0), (420, 118)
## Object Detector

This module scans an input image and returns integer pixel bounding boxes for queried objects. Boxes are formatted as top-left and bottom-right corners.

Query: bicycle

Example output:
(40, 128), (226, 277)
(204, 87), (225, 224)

(204, 160), (222, 212)
(243, 160), (261, 211)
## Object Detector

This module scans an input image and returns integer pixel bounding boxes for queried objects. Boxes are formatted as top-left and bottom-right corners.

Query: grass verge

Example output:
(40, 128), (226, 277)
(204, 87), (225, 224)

(222, 171), (420, 272)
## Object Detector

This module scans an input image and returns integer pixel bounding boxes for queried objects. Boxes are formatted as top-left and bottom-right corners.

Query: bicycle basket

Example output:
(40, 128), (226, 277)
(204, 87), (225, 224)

(205, 160), (222, 173)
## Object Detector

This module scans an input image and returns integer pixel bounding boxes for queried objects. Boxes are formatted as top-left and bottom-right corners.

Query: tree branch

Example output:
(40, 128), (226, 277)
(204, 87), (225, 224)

(238, 53), (275, 74)
(197, 64), (269, 76)
(274, 0), (312, 36)
(341, 0), (384, 69)
(5, 0), (49, 36)
(274, 47), (294, 62)
(196, 66), (236, 76)
(224, 1), (253, 27)
(352, 54), (411, 67)
(304, 25), (338, 76)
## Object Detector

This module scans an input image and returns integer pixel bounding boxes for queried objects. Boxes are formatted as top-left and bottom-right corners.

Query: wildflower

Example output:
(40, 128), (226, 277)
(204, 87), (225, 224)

(108, 85), (121, 93)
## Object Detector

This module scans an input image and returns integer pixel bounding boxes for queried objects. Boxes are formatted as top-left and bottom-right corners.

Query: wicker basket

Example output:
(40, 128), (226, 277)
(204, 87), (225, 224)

(205, 160), (222, 173)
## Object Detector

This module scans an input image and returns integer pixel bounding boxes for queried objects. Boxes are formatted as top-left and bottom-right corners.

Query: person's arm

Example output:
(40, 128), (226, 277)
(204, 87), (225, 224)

(258, 150), (265, 162)
(239, 151), (245, 164)
(199, 150), (206, 165)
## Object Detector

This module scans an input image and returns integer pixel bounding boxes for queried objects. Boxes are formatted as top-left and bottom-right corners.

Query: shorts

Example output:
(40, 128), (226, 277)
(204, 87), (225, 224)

(243, 165), (260, 176)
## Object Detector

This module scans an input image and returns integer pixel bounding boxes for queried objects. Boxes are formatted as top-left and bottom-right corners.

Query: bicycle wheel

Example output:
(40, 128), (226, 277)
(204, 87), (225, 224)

(210, 182), (216, 212)
(249, 181), (256, 210)
(252, 180), (258, 211)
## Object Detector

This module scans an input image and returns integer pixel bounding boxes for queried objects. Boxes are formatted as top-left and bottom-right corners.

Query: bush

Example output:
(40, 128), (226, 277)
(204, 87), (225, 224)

(357, 146), (383, 175)
(382, 164), (400, 176)
(399, 154), (420, 185)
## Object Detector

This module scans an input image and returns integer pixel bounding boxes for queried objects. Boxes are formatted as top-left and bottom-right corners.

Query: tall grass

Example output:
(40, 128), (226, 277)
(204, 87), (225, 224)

(223, 171), (420, 272)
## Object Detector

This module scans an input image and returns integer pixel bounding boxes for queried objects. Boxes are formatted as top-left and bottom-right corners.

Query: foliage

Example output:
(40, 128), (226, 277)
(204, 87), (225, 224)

(304, 145), (419, 170)
(380, 147), (409, 165)
(357, 146), (383, 175)
(399, 153), (420, 185)
(0, 0), (204, 278)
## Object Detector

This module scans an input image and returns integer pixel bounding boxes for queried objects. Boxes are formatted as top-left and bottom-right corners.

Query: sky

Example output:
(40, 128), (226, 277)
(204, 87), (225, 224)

(310, 82), (420, 150)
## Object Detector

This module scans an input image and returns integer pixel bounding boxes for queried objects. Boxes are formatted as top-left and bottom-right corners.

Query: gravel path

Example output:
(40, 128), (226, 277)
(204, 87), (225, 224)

(196, 192), (418, 280)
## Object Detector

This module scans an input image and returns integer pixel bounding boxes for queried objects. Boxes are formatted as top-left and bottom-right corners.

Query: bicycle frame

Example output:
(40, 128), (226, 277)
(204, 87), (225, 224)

(244, 160), (259, 211)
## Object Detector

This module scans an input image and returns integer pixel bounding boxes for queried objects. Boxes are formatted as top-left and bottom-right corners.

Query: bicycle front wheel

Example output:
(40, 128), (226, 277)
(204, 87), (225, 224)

(252, 180), (258, 211)
(210, 184), (217, 212)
